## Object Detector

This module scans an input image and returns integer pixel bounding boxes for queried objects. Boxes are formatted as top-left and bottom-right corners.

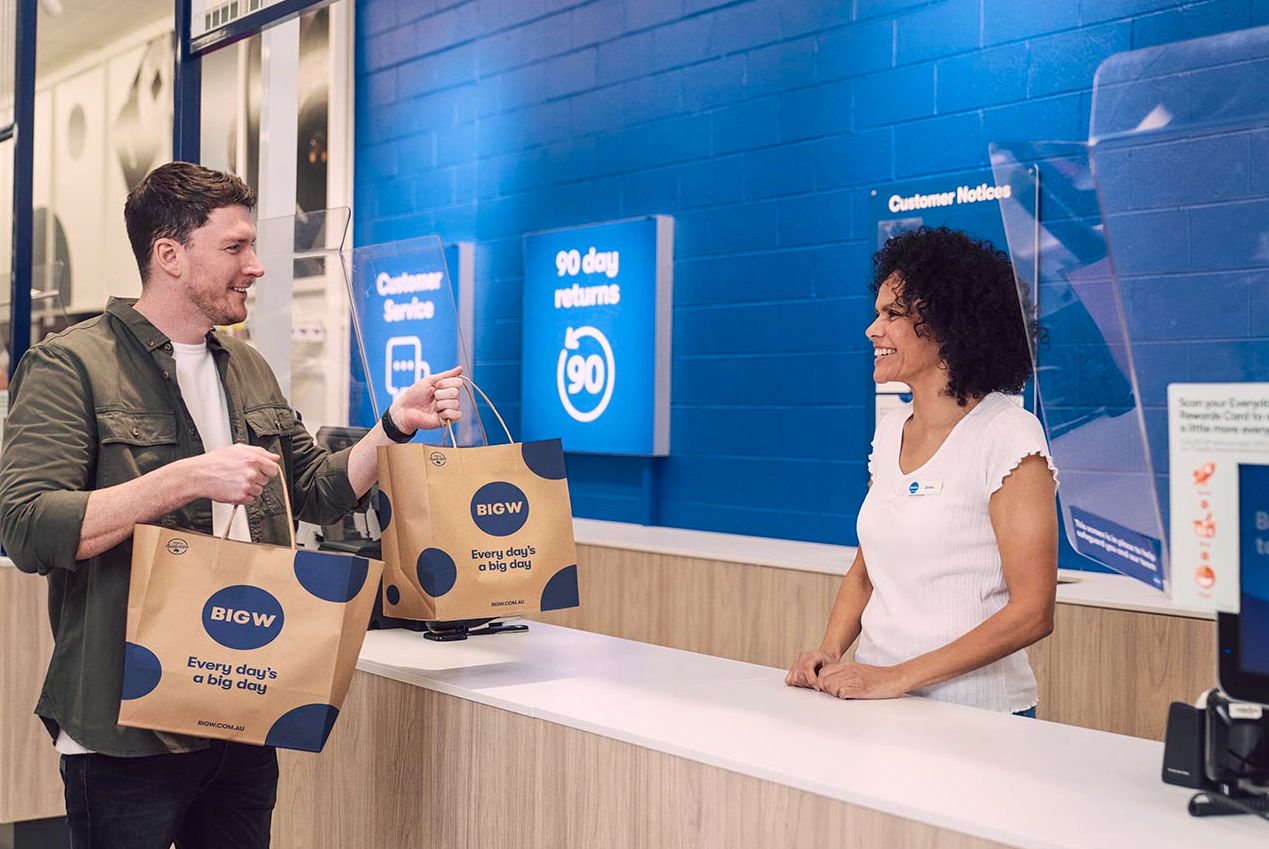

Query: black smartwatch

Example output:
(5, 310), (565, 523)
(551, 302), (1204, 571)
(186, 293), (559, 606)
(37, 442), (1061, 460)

(381, 408), (417, 443)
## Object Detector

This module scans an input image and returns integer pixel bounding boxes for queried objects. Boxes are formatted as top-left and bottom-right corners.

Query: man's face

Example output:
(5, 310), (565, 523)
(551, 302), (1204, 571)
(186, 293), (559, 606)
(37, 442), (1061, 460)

(180, 204), (263, 327)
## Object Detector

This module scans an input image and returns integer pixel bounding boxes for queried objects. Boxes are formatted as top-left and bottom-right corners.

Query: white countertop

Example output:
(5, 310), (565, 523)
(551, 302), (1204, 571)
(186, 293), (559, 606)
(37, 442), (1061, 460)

(358, 622), (1264, 849)
(573, 517), (1214, 620)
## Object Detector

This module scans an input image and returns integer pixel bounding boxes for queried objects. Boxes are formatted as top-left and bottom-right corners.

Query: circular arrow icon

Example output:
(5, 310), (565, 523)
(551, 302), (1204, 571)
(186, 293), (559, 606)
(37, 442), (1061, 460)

(556, 325), (615, 423)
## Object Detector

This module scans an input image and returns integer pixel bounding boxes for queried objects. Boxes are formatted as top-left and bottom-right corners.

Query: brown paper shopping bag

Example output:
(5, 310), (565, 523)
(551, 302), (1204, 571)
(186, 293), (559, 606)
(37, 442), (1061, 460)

(119, 476), (383, 752)
(378, 378), (580, 621)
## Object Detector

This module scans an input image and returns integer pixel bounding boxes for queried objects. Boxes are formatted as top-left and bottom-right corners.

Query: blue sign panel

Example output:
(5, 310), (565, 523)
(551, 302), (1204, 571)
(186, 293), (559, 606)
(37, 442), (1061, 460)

(349, 237), (472, 445)
(1068, 505), (1164, 590)
(869, 169), (1011, 250)
(521, 217), (672, 455)
(1239, 463), (1269, 675)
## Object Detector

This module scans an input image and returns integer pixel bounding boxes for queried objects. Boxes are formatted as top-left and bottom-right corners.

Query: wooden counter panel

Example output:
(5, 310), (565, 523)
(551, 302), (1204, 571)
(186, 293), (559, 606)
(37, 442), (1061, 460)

(530, 544), (1216, 741)
(275, 671), (1013, 849)
(531, 544), (843, 669)
(1027, 603), (1215, 740)
(274, 673), (471, 849)
(0, 568), (63, 823)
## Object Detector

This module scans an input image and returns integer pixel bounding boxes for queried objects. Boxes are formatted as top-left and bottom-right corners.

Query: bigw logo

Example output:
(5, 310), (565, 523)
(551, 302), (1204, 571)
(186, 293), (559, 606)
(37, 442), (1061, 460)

(209, 607), (278, 628)
(471, 481), (530, 536)
(202, 585), (285, 650)
(475, 501), (524, 516)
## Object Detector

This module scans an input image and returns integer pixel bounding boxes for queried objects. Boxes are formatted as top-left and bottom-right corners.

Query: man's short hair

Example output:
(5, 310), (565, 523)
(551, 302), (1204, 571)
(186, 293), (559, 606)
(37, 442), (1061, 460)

(124, 161), (257, 282)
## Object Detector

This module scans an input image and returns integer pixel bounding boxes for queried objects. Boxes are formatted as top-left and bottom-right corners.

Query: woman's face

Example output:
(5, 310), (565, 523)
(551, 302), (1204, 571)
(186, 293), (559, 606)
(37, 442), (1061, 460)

(865, 274), (943, 386)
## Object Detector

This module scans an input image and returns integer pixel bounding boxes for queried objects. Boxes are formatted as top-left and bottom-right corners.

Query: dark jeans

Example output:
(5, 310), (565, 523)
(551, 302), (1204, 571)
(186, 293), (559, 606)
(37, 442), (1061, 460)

(60, 740), (278, 849)
(1013, 706), (1037, 718)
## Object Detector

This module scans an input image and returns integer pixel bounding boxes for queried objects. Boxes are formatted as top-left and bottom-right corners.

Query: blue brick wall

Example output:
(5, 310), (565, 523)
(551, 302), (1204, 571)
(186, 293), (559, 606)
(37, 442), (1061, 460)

(354, 0), (1264, 559)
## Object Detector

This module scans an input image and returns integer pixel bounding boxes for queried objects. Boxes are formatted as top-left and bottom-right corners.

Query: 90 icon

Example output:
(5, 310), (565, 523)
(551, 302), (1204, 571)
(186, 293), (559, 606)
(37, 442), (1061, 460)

(556, 326), (615, 423)
(565, 353), (605, 395)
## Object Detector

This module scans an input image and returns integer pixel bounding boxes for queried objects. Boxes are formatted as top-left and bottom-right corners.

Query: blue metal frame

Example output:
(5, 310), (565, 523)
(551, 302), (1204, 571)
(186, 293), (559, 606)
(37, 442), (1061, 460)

(188, 0), (337, 57)
(8, 0), (35, 375)
(173, 0), (336, 168)
(173, 0), (201, 162)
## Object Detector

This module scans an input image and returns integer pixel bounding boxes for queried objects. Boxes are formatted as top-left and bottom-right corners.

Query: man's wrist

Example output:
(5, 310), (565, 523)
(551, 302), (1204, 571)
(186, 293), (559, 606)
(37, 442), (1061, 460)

(381, 406), (416, 443)
(159, 457), (200, 507)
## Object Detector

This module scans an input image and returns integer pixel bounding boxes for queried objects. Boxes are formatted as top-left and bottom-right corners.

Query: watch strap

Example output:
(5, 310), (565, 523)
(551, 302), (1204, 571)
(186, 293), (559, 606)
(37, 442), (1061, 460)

(381, 408), (417, 443)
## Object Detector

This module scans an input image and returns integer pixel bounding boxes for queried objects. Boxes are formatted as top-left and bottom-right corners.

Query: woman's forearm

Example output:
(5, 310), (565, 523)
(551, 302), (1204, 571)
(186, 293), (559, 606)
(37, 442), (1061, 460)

(818, 550), (873, 658)
(893, 599), (1054, 693)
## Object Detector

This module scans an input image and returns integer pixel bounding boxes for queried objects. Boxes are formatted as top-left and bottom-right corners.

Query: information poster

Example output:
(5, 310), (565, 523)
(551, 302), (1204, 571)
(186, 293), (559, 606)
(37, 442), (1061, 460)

(521, 216), (673, 455)
(349, 239), (474, 445)
(868, 169), (1017, 422)
(1168, 383), (1269, 612)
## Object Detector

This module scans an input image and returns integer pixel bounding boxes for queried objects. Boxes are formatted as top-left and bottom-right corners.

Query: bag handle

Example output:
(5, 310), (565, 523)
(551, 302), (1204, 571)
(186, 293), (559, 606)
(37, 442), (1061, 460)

(444, 375), (513, 447)
(221, 462), (296, 549)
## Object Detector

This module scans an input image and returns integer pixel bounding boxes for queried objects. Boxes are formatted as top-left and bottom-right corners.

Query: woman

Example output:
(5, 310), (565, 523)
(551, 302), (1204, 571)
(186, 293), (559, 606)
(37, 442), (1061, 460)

(786, 227), (1058, 715)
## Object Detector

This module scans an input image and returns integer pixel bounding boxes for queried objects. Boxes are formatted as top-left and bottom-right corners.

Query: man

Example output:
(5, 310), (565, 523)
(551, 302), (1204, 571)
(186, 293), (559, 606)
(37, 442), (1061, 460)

(0, 162), (462, 848)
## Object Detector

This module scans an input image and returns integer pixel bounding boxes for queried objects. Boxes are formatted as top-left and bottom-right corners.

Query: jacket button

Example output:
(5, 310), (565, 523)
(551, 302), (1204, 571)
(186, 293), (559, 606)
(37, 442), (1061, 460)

(132, 427), (140, 437)
(162, 370), (170, 379)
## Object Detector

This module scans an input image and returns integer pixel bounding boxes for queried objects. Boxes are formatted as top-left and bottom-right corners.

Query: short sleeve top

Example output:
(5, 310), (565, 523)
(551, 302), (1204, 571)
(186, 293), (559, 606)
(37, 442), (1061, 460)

(855, 393), (1057, 712)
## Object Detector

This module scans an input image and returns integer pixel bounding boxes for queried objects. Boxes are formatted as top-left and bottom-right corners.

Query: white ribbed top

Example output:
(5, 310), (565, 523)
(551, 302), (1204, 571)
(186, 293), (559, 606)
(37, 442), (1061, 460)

(855, 393), (1058, 713)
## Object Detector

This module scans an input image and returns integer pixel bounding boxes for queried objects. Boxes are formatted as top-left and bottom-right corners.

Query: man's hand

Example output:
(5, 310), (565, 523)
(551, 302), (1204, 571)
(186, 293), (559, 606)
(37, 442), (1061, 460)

(388, 366), (464, 434)
(815, 660), (911, 701)
(785, 649), (838, 688)
(181, 444), (281, 505)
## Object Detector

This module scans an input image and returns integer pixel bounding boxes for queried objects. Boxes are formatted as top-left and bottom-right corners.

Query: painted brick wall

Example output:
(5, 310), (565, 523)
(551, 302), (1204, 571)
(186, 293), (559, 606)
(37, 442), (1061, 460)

(353, 0), (1266, 556)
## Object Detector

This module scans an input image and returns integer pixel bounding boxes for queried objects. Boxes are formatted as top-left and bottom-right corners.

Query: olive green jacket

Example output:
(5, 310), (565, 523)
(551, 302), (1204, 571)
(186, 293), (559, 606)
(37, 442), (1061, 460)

(0, 297), (359, 756)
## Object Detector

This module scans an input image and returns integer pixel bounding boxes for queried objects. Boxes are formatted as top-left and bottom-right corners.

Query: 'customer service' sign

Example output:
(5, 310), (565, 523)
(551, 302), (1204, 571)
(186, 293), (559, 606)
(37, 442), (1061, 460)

(349, 237), (473, 444)
(521, 217), (673, 455)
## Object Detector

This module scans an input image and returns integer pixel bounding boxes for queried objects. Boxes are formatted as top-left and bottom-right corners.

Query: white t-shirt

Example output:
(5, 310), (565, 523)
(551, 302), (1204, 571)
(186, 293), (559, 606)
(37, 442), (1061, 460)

(854, 392), (1057, 713)
(170, 340), (252, 544)
(56, 339), (251, 756)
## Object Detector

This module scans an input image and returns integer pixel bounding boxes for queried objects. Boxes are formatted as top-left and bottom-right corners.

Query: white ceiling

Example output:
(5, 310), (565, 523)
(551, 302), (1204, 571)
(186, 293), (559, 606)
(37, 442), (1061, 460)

(37, 0), (172, 78)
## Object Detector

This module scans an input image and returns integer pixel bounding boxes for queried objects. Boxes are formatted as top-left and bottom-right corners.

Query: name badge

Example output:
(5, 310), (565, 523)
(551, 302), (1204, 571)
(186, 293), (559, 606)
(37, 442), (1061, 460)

(906, 480), (943, 496)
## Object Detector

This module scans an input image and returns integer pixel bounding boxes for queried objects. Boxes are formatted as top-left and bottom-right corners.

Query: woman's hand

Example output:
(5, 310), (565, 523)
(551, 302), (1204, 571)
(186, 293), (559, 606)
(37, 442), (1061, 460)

(815, 660), (910, 700)
(785, 649), (837, 688)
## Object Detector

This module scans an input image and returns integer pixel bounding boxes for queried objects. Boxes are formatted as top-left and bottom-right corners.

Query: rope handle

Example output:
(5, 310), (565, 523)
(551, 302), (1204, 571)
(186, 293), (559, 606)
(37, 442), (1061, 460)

(221, 462), (295, 549)
(444, 375), (513, 447)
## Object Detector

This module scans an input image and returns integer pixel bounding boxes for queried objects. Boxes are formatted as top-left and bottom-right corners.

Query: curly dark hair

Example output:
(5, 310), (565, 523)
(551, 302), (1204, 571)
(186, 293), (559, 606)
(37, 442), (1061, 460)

(871, 226), (1034, 405)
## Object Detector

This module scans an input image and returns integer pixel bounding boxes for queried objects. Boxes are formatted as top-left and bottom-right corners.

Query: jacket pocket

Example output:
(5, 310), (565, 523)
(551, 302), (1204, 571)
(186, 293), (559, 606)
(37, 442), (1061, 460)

(243, 404), (295, 516)
(96, 410), (180, 481)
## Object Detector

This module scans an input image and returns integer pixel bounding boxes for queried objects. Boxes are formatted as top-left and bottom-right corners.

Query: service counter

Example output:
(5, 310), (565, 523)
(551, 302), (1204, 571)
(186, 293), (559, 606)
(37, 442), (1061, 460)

(531, 519), (1216, 741)
(272, 623), (1264, 849)
(0, 520), (1225, 837)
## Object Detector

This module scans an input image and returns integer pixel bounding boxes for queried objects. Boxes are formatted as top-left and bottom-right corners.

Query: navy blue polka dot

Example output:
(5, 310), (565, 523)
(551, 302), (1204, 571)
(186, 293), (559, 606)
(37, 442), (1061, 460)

(417, 548), (458, 597)
(121, 642), (162, 700)
(293, 550), (369, 603)
(521, 439), (567, 480)
(540, 565), (579, 611)
(470, 481), (529, 536)
(385, 584), (400, 606)
(265, 704), (340, 752)
(202, 585), (285, 650)
(376, 490), (393, 530)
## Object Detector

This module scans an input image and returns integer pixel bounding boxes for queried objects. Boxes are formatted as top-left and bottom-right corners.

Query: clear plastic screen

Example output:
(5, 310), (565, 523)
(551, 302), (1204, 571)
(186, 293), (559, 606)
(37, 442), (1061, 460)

(990, 26), (1269, 592)
(991, 141), (1167, 590)
(245, 207), (353, 432)
(1089, 27), (1269, 605)
(348, 236), (477, 446)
